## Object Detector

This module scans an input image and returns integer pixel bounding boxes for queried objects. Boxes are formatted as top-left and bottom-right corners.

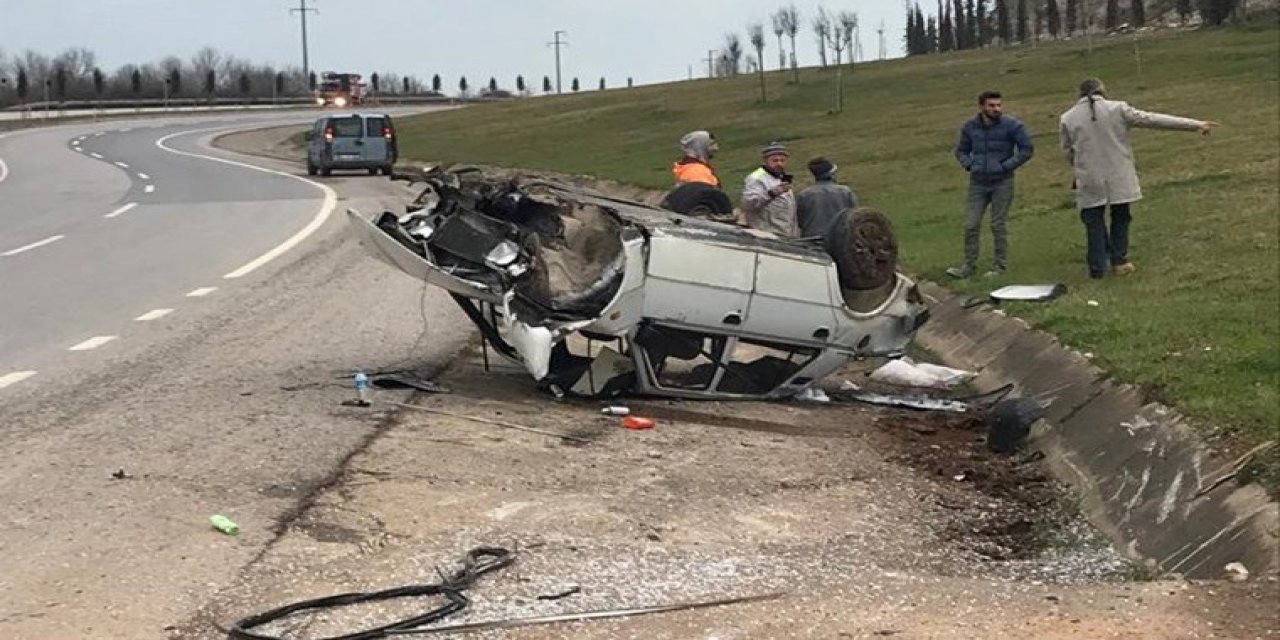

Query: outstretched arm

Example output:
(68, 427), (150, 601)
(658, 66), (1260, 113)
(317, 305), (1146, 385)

(1121, 102), (1218, 133)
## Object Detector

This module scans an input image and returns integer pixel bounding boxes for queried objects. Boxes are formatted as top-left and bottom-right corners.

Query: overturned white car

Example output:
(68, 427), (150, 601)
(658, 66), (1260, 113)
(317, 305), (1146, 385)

(348, 168), (929, 400)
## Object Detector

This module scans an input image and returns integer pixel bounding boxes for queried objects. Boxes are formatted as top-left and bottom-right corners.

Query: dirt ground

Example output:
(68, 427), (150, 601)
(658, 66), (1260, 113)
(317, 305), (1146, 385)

(179, 344), (1278, 639)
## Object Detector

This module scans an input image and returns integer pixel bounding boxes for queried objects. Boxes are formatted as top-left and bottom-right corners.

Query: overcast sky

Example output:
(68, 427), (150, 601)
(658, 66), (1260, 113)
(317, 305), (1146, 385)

(0, 1), (906, 88)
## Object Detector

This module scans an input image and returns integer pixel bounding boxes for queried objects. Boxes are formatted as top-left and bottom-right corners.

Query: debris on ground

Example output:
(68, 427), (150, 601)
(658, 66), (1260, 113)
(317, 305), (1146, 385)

(868, 358), (976, 389)
(1224, 562), (1250, 582)
(622, 416), (656, 430)
(210, 515), (240, 536)
(987, 397), (1047, 453)
(535, 585), (581, 601)
(988, 284), (1067, 303)
(369, 372), (450, 394)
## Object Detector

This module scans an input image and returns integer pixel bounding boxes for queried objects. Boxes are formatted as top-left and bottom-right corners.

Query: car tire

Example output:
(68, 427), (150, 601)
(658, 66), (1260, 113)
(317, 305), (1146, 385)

(320, 166), (332, 177)
(381, 165), (393, 176)
(825, 207), (899, 291)
(368, 167), (379, 176)
(306, 162), (318, 176)
(660, 182), (734, 220)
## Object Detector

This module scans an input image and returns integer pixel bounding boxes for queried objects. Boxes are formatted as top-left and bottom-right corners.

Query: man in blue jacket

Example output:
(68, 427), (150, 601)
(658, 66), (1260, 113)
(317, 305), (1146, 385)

(947, 90), (1035, 278)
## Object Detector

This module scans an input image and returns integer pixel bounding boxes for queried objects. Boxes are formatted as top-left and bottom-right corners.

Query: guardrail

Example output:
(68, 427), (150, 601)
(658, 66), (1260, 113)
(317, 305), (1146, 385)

(0, 94), (509, 114)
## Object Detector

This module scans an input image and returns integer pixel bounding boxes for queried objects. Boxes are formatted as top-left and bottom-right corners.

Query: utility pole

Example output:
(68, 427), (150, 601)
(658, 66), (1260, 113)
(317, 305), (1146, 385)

(877, 20), (887, 60)
(704, 50), (715, 78)
(291, 0), (318, 90)
(548, 30), (568, 94)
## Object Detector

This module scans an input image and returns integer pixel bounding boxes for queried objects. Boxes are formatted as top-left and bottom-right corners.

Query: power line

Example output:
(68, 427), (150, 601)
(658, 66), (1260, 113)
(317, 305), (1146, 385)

(289, 0), (318, 88)
(547, 30), (568, 94)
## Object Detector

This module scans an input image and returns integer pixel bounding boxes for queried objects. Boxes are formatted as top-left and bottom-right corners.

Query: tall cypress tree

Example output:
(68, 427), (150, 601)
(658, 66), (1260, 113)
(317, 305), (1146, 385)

(996, 0), (1012, 43)
(1016, 0), (1029, 42)
(953, 0), (969, 48)
(966, 0), (978, 48)
(1105, 0), (1120, 29)
(939, 0), (955, 51)
(927, 15), (939, 52)
(1132, 0), (1146, 26)
(1046, 0), (1062, 38)
(1066, 0), (1078, 34)
(976, 0), (989, 46)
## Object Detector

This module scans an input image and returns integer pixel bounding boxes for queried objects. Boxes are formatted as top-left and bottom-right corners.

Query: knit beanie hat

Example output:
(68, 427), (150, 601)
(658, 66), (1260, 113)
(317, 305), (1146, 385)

(807, 156), (837, 180)
(761, 141), (790, 159)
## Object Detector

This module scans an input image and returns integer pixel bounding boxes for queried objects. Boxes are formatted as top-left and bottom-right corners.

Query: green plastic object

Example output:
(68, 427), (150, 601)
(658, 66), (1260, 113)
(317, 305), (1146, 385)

(210, 514), (240, 536)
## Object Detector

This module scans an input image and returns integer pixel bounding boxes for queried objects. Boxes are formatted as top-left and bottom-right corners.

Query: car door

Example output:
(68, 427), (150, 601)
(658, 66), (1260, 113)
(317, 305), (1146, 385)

(641, 232), (755, 331)
(741, 252), (841, 346)
(362, 115), (391, 163)
(327, 115), (364, 161)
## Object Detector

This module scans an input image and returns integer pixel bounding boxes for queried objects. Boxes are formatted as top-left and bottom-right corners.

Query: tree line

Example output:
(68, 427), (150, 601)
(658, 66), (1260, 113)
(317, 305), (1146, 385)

(0, 46), (638, 108)
(904, 0), (1245, 55)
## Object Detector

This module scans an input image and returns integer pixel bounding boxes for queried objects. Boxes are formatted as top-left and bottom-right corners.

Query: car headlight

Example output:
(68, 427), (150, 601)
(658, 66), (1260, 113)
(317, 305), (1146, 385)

(315, 97), (325, 106)
(334, 97), (348, 108)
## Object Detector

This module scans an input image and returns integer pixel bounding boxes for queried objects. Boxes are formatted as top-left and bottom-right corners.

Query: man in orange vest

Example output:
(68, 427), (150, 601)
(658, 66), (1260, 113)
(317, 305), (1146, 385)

(672, 130), (720, 187)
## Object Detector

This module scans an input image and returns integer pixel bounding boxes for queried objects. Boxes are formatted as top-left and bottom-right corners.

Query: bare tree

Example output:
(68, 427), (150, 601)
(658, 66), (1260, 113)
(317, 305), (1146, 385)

(779, 4), (801, 82)
(748, 23), (767, 101)
(770, 11), (787, 70)
(724, 33), (743, 75)
(813, 9), (831, 67)
(838, 11), (858, 65)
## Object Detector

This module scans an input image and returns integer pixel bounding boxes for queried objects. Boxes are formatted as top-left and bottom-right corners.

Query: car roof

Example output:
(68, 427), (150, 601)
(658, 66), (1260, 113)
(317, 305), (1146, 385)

(314, 112), (393, 122)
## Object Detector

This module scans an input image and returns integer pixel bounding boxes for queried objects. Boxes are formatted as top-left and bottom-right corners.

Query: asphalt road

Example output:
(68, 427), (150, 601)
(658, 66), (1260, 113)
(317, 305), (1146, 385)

(0, 109), (472, 638)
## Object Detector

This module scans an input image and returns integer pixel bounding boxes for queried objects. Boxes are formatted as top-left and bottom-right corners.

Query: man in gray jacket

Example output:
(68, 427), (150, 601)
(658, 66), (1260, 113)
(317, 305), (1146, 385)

(741, 142), (797, 236)
(796, 156), (859, 238)
(1059, 78), (1217, 278)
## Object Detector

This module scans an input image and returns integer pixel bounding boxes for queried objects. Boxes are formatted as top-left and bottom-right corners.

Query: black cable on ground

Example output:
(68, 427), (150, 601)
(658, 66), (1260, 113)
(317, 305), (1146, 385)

(226, 546), (514, 640)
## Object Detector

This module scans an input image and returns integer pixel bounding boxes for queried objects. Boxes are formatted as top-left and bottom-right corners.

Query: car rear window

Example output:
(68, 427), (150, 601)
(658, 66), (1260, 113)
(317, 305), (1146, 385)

(365, 117), (387, 137)
(330, 117), (363, 137)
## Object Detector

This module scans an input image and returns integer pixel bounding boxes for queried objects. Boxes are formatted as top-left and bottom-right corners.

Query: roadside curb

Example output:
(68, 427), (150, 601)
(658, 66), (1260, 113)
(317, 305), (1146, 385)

(915, 281), (1278, 578)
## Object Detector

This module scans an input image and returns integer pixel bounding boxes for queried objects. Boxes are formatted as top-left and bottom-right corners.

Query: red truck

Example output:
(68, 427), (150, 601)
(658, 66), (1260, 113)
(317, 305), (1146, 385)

(314, 72), (366, 108)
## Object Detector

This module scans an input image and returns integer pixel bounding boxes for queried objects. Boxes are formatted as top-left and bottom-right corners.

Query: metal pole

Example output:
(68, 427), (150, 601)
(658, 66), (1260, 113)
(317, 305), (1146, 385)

(549, 30), (568, 94)
(291, 0), (318, 89)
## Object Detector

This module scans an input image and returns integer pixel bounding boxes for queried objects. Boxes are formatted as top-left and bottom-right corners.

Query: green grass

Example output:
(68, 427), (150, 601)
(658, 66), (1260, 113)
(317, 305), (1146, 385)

(394, 24), (1279, 479)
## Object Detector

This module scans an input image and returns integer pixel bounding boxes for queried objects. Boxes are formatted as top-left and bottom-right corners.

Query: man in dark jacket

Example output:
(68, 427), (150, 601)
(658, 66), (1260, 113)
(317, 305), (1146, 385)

(796, 156), (859, 238)
(947, 90), (1035, 278)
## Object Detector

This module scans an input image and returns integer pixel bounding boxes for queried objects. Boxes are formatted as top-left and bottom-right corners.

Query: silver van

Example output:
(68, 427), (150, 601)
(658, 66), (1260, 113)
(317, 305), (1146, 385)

(305, 113), (397, 176)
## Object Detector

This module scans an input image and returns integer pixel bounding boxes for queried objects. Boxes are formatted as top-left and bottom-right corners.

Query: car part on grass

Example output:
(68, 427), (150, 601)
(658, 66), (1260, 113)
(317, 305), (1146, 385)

(535, 585), (582, 601)
(987, 397), (1047, 453)
(838, 390), (974, 413)
(386, 402), (592, 444)
(227, 546), (514, 640)
(348, 167), (928, 401)
(385, 592), (786, 636)
(659, 182), (735, 221)
(989, 283), (1068, 303)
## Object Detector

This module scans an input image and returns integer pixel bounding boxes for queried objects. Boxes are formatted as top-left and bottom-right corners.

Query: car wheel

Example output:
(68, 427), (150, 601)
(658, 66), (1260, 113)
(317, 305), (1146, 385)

(825, 207), (898, 291)
(368, 167), (379, 176)
(320, 166), (332, 177)
(382, 165), (393, 176)
(660, 182), (734, 221)
(306, 162), (318, 176)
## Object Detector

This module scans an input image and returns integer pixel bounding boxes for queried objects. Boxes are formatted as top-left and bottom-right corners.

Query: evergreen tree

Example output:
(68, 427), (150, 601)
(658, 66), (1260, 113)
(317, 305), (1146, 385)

(976, 0), (989, 46)
(488, 77), (497, 92)
(1046, 0), (1061, 37)
(1105, 0), (1120, 29)
(953, 0), (968, 48)
(1066, 0), (1078, 34)
(598, 77), (606, 90)
(996, 0), (1012, 43)
(571, 77), (580, 92)
(966, 0), (978, 48)
(432, 74), (442, 93)
(939, 0), (955, 51)
(1176, 0), (1194, 21)
(1197, 0), (1240, 25)
(927, 16), (939, 52)
(131, 69), (142, 96)
(516, 75), (526, 93)
(1016, 0), (1029, 42)
(1132, 0), (1145, 26)
(459, 76), (468, 95)
(542, 76), (552, 93)
(16, 68), (28, 102)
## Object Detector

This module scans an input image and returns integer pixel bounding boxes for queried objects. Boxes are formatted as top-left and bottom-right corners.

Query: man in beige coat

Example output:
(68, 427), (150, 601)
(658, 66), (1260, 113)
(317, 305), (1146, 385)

(1059, 78), (1217, 278)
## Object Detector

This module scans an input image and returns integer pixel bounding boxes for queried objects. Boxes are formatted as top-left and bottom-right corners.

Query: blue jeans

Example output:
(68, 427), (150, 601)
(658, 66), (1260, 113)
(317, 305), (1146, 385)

(964, 176), (1014, 271)
(1080, 203), (1132, 277)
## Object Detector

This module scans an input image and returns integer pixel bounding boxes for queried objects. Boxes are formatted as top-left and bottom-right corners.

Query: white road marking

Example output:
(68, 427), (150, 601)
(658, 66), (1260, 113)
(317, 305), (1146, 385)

(73, 147), (84, 153)
(155, 127), (337, 280)
(0, 157), (7, 183)
(144, 184), (155, 193)
(104, 202), (138, 219)
(93, 132), (105, 137)
(135, 308), (175, 321)
(114, 161), (130, 168)
(69, 336), (117, 351)
(0, 371), (38, 389)
(186, 287), (217, 297)
(3, 235), (65, 257)
(90, 152), (104, 159)
(137, 172), (150, 180)
(119, 128), (131, 132)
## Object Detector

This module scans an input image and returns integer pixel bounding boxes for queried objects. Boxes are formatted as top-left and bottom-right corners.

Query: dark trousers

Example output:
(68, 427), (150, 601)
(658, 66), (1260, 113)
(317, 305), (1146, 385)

(1080, 203), (1132, 278)
(963, 176), (1014, 271)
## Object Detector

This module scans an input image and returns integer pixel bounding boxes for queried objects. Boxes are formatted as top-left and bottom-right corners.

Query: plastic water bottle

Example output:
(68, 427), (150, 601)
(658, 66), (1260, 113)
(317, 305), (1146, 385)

(354, 371), (370, 405)
(601, 406), (630, 416)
